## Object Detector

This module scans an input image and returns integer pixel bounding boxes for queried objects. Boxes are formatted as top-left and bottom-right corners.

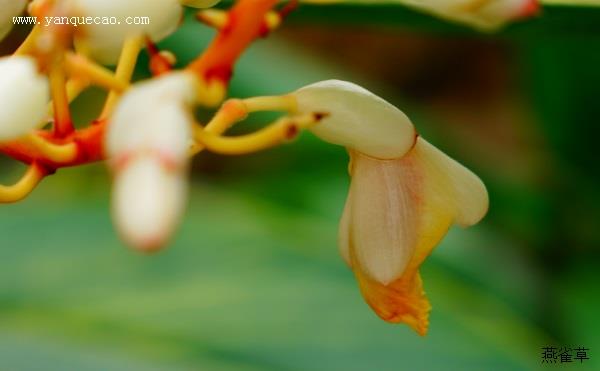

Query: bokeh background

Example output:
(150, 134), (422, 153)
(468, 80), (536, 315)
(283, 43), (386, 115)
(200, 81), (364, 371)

(1, 1), (600, 370)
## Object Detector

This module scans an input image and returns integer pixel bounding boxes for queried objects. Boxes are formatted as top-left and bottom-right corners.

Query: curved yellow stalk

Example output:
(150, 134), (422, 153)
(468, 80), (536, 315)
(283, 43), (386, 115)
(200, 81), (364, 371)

(243, 95), (297, 113)
(65, 53), (127, 92)
(196, 9), (229, 29)
(0, 163), (45, 203)
(100, 36), (144, 119)
(194, 113), (319, 155)
(190, 95), (300, 155)
(26, 134), (79, 163)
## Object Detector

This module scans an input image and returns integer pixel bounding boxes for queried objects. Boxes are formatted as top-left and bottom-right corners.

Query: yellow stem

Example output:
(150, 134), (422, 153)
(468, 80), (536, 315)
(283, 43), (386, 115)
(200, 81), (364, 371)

(14, 25), (42, 56)
(243, 95), (297, 113)
(195, 77), (227, 107)
(65, 53), (127, 92)
(0, 163), (45, 203)
(196, 9), (229, 29)
(100, 36), (143, 119)
(49, 61), (73, 138)
(189, 95), (300, 155)
(46, 78), (89, 120)
(194, 113), (319, 156)
(66, 78), (90, 103)
(25, 134), (79, 163)
(189, 99), (248, 155)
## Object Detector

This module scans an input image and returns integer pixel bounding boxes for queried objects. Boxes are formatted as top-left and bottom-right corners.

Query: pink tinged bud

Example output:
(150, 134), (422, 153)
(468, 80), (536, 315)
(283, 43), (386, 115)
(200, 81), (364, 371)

(0, 0), (27, 41)
(113, 157), (187, 252)
(294, 80), (417, 160)
(180, 0), (222, 8)
(71, 0), (183, 64)
(0, 56), (49, 141)
(107, 72), (197, 251)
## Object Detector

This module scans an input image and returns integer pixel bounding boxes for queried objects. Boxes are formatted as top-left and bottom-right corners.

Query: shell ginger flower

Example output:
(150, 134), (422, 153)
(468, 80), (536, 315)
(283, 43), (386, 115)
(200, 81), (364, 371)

(106, 72), (197, 252)
(294, 80), (489, 335)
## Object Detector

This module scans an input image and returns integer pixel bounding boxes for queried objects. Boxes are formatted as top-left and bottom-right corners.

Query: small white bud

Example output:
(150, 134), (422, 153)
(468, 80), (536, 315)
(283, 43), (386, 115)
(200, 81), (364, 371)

(113, 156), (187, 252)
(294, 80), (417, 159)
(71, 0), (183, 65)
(0, 56), (49, 142)
(0, 0), (27, 41)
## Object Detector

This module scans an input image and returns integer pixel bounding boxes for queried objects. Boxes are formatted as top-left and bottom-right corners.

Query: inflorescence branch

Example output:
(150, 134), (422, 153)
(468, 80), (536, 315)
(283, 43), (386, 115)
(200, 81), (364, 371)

(0, 0), (294, 203)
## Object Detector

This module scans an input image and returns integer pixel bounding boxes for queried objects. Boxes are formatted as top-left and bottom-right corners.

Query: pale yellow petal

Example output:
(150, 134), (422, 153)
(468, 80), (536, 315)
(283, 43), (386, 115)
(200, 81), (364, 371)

(413, 138), (489, 228)
(349, 151), (419, 285)
(348, 137), (487, 335)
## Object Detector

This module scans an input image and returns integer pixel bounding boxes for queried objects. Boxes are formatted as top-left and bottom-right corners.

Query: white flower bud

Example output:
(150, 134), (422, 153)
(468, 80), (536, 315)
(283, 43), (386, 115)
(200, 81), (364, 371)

(71, 0), (182, 65)
(113, 156), (187, 252)
(0, 56), (49, 142)
(107, 72), (197, 164)
(0, 0), (26, 41)
(180, 0), (222, 8)
(107, 72), (197, 252)
(294, 80), (417, 159)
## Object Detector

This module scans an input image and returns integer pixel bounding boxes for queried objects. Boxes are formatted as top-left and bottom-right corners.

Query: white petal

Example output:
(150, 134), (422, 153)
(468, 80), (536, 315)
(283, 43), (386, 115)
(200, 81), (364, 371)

(112, 156), (187, 252)
(294, 80), (416, 159)
(71, 0), (182, 64)
(349, 152), (419, 285)
(107, 72), (197, 164)
(180, 0), (221, 8)
(0, 56), (49, 141)
(0, 0), (26, 41)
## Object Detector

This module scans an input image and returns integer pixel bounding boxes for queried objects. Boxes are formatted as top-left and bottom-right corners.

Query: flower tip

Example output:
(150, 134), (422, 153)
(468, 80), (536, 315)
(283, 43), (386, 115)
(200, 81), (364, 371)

(112, 157), (186, 253)
(517, 0), (540, 19)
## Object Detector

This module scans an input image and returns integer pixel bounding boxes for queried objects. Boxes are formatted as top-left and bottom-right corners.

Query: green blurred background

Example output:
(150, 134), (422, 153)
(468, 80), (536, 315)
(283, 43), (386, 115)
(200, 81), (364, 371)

(1, 2), (600, 370)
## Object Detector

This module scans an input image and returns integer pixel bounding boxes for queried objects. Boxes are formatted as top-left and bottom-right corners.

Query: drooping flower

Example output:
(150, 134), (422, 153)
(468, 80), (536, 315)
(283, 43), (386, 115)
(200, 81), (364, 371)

(398, 0), (539, 29)
(106, 72), (198, 251)
(293, 80), (488, 335)
(0, 0), (27, 41)
(0, 56), (49, 142)
(301, 0), (539, 30)
(70, 0), (183, 64)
